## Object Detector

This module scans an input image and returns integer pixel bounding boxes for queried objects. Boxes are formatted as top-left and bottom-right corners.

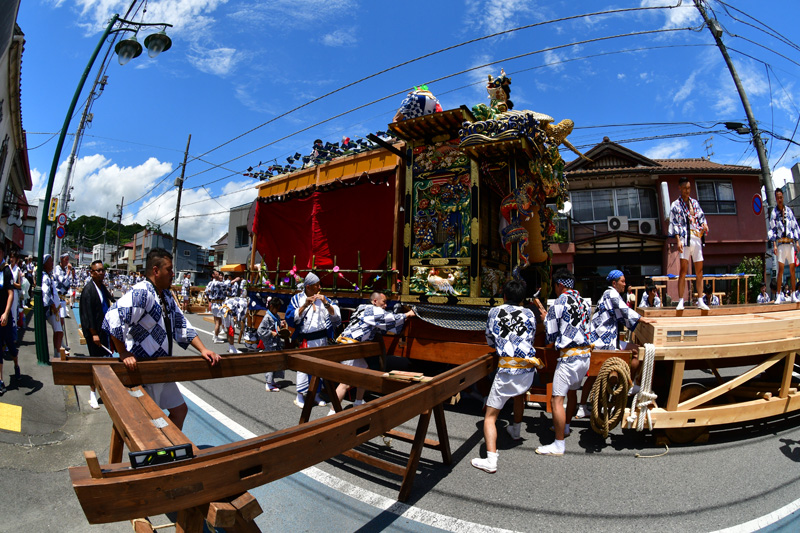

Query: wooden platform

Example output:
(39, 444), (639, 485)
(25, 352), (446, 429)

(626, 307), (800, 431)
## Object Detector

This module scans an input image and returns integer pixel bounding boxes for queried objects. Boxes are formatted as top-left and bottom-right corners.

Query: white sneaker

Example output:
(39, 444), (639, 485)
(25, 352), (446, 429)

(676, 299), (684, 311)
(213, 337), (226, 344)
(575, 404), (588, 419)
(265, 382), (279, 392)
(228, 346), (239, 354)
(697, 300), (709, 311)
(506, 423), (522, 441)
(353, 399), (365, 407)
(535, 442), (565, 456)
(326, 408), (336, 416)
(775, 295), (784, 304)
(88, 395), (99, 410)
(315, 396), (327, 407)
(471, 453), (498, 473)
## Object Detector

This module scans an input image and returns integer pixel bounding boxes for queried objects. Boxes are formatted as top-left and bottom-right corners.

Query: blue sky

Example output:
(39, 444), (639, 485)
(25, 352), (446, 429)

(16, 0), (800, 247)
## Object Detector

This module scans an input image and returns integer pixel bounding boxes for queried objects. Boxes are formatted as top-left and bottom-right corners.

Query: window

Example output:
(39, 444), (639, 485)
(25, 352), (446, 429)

(183, 250), (191, 257)
(235, 225), (249, 248)
(23, 226), (34, 235)
(697, 180), (736, 215)
(571, 188), (658, 223)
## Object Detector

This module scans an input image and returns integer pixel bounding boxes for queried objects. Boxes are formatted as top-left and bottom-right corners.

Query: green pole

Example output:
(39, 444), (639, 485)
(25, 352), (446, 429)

(34, 14), (120, 365)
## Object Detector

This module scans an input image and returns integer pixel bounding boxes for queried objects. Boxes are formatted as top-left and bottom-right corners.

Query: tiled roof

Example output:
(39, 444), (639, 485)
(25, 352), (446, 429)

(566, 157), (759, 176)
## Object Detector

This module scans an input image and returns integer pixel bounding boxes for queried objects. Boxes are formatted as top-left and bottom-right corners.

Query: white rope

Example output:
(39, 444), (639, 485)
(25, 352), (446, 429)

(627, 343), (658, 431)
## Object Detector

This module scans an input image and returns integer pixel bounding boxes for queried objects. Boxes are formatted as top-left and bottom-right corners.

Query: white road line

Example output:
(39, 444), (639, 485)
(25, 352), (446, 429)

(176, 385), (518, 533)
(711, 498), (800, 533)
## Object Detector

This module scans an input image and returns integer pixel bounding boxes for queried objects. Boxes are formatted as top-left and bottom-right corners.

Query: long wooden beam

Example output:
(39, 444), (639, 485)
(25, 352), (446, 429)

(52, 343), (384, 386)
(69, 354), (493, 524)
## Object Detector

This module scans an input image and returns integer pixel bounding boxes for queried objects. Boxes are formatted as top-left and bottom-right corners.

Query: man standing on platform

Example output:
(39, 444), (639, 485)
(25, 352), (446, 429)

(80, 260), (116, 409)
(103, 248), (220, 430)
(768, 188), (800, 303)
(669, 177), (709, 311)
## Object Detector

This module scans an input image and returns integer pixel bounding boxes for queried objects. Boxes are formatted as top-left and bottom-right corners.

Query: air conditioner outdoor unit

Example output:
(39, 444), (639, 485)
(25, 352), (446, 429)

(607, 215), (628, 232)
(639, 218), (658, 235)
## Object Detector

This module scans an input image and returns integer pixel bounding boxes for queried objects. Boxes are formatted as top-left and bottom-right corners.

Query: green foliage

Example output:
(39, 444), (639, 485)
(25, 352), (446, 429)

(63, 215), (146, 249)
(734, 255), (764, 304)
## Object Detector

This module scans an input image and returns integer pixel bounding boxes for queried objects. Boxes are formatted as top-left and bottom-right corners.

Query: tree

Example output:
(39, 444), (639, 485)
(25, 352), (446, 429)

(734, 256), (764, 304)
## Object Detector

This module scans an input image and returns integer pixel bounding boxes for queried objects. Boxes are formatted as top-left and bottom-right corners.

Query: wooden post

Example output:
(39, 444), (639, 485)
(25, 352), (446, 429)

(109, 426), (124, 463)
(780, 352), (796, 398)
(274, 257), (280, 288)
(432, 403), (452, 465)
(175, 506), (205, 533)
(667, 360), (686, 411)
(398, 410), (432, 502)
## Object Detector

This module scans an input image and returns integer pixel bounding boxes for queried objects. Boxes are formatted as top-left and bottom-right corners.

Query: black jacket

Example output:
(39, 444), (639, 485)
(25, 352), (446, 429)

(79, 281), (115, 356)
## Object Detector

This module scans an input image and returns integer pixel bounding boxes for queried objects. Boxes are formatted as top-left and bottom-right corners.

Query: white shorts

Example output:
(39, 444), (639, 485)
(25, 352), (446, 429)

(142, 382), (185, 411)
(59, 300), (68, 318)
(211, 303), (222, 318)
(680, 235), (703, 263)
(552, 355), (590, 397)
(222, 314), (238, 329)
(47, 312), (63, 333)
(486, 371), (535, 410)
(341, 358), (368, 369)
(776, 243), (795, 265)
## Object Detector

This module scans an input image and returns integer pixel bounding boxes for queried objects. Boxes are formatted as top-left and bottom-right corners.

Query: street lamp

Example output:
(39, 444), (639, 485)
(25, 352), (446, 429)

(33, 14), (173, 364)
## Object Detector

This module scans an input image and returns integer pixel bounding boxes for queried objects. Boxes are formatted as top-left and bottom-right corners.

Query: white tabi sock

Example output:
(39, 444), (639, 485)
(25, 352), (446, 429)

(554, 439), (566, 453)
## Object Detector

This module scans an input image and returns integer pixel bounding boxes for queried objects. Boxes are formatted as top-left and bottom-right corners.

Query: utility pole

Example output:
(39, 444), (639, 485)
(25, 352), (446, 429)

(694, 0), (775, 209)
(172, 134), (191, 278)
(116, 197), (124, 271)
(54, 74), (109, 260)
(103, 212), (108, 265)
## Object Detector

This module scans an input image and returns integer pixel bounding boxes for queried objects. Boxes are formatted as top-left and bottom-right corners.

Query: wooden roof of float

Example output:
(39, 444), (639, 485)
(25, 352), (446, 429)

(388, 106), (475, 142)
(460, 136), (540, 163)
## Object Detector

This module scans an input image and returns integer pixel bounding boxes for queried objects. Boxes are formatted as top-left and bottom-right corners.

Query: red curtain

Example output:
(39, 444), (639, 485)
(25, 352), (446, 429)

(253, 179), (396, 273)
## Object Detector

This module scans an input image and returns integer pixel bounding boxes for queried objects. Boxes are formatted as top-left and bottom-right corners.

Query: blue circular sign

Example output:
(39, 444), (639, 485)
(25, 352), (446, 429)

(753, 194), (762, 216)
(56, 226), (66, 239)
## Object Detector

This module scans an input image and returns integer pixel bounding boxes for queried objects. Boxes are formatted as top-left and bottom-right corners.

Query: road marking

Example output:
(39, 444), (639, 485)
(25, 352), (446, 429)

(0, 402), (22, 432)
(711, 497), (800, 532)
(176, 384), (518, 533)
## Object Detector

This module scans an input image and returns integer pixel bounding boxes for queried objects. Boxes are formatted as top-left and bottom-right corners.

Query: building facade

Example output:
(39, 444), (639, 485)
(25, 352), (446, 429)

(557, 137), (767, 302)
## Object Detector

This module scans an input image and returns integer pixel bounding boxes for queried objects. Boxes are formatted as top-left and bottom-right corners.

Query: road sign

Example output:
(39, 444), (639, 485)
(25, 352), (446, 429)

(55, 226), (66, 239)
(56, 212), (68, 226)
(753, 194), (763, 216)
(48, 198), (59, 221)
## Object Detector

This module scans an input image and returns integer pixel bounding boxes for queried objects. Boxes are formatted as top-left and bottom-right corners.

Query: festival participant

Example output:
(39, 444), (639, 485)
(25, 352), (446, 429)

(535, 268), (592, 456)
(102, 248), (220, 430)
(206, 271), (226, 343)
(578, 270), (641, 418)
(327, 292), (414, 416)
(220, 293), (247, 354)
(41, 254), (65, 356)
(471, 280), (540, 473)
(757, 282), (770, 304)
(700, 283), (720, 307)
(258, 297), (286, 391)
(639, 283), (662, 308)
(669, 177), (709, 311)
(79, 260), (116, 409)
(180, 273), (191, 313)
(768, 188), (800, 303)
(0, 243), (18, 395)
(285, 272), (341, 408)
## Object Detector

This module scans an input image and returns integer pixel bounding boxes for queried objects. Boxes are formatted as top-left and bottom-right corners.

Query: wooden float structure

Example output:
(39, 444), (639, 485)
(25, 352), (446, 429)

(625, 302), (800, 438)
(52, 342), (493, 531)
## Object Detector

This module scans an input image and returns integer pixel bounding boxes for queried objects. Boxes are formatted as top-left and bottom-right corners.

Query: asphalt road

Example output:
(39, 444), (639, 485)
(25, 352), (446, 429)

(3, 308), (800, 532)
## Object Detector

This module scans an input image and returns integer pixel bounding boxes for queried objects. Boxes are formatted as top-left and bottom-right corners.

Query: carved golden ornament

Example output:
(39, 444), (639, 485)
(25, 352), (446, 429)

(427, 296), (448, 304)
(429, 258), (450, 266)
(471, 217), (480, 245)
(404, 224), (412, 248)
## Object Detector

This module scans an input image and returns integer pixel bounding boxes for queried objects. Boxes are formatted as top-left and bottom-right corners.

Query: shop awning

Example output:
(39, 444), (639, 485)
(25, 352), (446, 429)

(220, 263), (246, 272)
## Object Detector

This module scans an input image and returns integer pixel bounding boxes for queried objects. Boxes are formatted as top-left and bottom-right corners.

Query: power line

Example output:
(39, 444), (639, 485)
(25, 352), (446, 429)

(185, 3), (684, 166)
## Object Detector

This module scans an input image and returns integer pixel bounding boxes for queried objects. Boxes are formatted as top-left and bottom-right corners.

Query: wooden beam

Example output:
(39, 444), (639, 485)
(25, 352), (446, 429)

(666, 361), (685, 411)
(69, 354), (493, 524)
(780, 352), (796, 398)
(677, 351), (787, 410)
(53, 342), (384, 386)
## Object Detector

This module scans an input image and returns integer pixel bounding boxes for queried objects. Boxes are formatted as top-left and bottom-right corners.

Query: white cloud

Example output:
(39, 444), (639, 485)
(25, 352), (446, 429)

(543, 50), (568, 72)
(321, 28), (357, 47)
(464, 0), (538, 36)
(228, 0), (357, 30)
(187, 46), (241, 76)
(773, 166), (793, 189)
(639, 0), (701, 29)
(673, 71), (697, 103)
(644, 139), (690, 159)
(617, 73), (626, 80)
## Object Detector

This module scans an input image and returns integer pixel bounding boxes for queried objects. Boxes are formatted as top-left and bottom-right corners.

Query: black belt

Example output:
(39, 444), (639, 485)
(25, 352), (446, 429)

(298, 329), (329, 341)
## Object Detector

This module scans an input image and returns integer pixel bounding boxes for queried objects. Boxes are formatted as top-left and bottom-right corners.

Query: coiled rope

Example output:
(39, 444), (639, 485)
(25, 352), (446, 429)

(627, 343), (658, 431)
(590, 357), (632, 438)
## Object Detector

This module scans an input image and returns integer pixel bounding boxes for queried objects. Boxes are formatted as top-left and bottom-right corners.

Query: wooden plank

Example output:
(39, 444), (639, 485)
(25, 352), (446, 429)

(638, 393), (800, 428)
(677, 352), (787, 410)
(640, 302), (798, 317)
(52, 342), (384, 386)
(666, 361), (685, 411)
(288, 354), (410, 395)
(207, 502), (237, 528)
(432, 403), (452, 465)
(230, 492), (263, 521)
(780, 352), (796, 398)
(109, 426), (124, 464)
(84, 451), (102, 479)
(69, 354), (493, 524)
(175, 506), (205, 533)
(341, 449), (407, 477)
